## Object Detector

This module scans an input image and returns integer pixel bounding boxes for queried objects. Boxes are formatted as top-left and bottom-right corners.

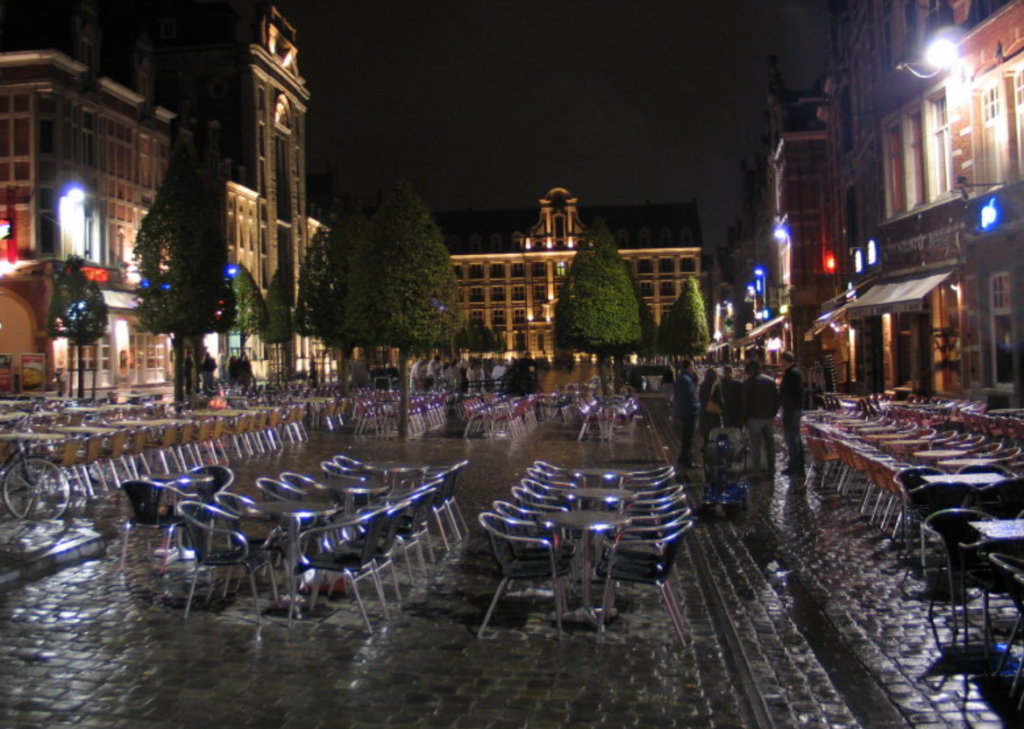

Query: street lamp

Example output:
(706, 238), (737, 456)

(897, 36), (958, 78)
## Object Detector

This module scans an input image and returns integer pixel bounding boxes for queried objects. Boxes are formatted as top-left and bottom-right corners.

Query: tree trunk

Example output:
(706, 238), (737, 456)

(597, 353), (612, 396)
(173, 335), (185, 403)
(76, 344), (86, 398)
(398, 349), (409, 438)
(613, 354), (625, 394)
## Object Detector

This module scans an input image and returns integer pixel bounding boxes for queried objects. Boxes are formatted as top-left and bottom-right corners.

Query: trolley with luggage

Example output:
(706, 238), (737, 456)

(702, 426), (749, 511)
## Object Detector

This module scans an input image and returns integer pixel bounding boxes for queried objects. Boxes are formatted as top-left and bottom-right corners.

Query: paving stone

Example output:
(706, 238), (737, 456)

(1, 389), (1022, 727)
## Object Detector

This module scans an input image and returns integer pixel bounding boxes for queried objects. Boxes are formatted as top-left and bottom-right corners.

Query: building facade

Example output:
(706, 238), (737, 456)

(0, 0), (174, 392)
(821, 0), (1024, 401)
(131, 1), (314, 378)
(0, 1), (316, 392)
(737, 67), (832, 368)
(440, 187), (703, 359)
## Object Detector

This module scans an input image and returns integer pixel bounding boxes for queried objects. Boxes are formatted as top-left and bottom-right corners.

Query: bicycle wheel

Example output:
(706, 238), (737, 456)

(2, 458), (71, 520)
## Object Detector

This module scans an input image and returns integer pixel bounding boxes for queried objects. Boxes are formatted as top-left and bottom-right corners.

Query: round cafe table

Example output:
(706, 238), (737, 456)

(563, 487), (637, 512)
(323, 478), (390, 514)
(862, 433), (906, 442)
(912, 449), (967, 462)
(149, 471), (219, 503)
(246, 500), (340, 626)
(538, 510), (631, 612)
(936, 457), (1000, 471)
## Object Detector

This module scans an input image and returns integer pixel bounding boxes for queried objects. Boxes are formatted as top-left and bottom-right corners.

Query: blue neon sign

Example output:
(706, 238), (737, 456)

(980, 197), (1000, 231)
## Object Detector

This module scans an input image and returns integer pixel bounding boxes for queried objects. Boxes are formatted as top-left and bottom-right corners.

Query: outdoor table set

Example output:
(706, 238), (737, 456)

(478, 460), (690, 644)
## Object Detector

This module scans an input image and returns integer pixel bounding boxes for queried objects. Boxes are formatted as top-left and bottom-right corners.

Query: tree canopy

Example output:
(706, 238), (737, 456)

(660, 276), (710, 358)
(554, 219), (642, 355)
(346, 181), (460, 436)
(231, 264), (268, 351)
(48, 256), (109, 345)
(133, 139), (233, 400)
(48, 256), (109, 397)
(347, 181), (460, 351)
(295, 205), (368, 350)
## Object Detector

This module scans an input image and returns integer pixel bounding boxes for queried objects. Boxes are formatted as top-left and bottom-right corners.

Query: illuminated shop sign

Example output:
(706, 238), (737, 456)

(979, 197), (1000, 231)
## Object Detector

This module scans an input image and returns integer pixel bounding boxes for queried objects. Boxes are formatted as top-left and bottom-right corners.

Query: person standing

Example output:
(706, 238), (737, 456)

(779, 351), (806, 476)
(720, 364), (744, 429)
(742, 359), (780, 478)
(698, 367), (724, 446)
(673, 359), (699, 469)
(200, 351), (217, 393)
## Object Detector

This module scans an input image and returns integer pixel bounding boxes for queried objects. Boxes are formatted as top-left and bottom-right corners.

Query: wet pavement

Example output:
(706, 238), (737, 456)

(0, 383), (1021, 727)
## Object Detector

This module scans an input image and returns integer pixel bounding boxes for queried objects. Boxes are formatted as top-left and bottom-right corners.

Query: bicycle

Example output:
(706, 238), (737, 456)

(1, 414), (71, 520)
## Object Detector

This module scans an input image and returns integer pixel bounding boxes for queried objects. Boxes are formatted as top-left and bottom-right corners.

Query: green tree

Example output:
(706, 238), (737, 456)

(134, 140), (233, 402)
(554, 219), (641, 394)
(661, 277), (711, 358)
(490, 326), (507, 355)
(606, 262), (658, 390)
(347, 181), (460, 437)
(48, 256), (109, 397)
(232, 264), (268, 354)
(295, 205), (369, 391)
(262, 267), (293, 383)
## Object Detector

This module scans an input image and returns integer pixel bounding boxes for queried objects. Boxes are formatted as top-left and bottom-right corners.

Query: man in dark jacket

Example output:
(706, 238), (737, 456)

(779, 351), (805, 476)
(673, 359), (699, 468)
(720, 364), (744, 429)
(742, 359), (780, 477)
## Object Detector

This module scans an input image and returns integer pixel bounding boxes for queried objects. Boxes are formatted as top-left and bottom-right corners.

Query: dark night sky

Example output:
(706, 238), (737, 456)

(251, 1), (829, 245)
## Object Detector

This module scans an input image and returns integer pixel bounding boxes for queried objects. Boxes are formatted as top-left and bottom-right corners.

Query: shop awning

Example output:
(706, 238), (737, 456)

(707, 341), (729, 353)
(846, 270), (953, 317)
(805, 302), (851, 341)
(102, 290), (139, 310)
(733, 315), (786, 348)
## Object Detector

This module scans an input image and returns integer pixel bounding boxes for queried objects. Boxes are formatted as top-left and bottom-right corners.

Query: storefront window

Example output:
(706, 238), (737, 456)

(991, 273), (1013, 385)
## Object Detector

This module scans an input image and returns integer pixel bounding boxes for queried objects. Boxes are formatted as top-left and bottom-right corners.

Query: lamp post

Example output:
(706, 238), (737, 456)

(897, 36), (958, 78)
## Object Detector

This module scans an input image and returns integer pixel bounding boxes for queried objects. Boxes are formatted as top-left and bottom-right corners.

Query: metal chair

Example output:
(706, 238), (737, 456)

(921, 508), (996, 650)
(255, 476), (307, 502)
(176, 501), (273, 625)
(296, 503), (403, 633)
(988, 553), (1024, 705)
(477, 511), (572, 639)
(119, 478), (190, 574)
(598, 520), (694, 646)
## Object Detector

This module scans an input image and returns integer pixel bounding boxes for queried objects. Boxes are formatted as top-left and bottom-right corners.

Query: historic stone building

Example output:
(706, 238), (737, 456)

(126, 0), (314, 375)
(439, 187), (703, 359)
(0, 1), (315, 392)
(817, 0), (1021, 401)
(0, 0), (174, 391)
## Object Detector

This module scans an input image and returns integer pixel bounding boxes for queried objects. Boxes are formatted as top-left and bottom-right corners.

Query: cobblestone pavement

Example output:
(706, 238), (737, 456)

(0, 394), (1021, 727)
(645, 399), (1021, 729)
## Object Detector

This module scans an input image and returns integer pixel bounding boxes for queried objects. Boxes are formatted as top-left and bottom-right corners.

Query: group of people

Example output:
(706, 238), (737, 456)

(673, 352), (805, 478)
(406, 354), (538, 395)
(182, 350), (255, 395)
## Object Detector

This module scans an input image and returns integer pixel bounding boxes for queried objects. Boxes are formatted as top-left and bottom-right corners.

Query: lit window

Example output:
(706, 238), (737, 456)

(991, 272), (1012, 385)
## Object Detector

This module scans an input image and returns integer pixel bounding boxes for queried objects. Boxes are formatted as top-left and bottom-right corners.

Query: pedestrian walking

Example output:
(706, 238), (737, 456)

(742, 359), (779, 478)
(779, 351), (805, 476)
(720, 364), (744, 429)
(673, 359), (699, 469)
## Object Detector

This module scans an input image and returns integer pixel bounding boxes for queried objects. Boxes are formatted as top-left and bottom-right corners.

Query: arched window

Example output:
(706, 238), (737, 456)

(659, 227), (672, 245)
(638, 228), (650, 245)
(616, 229), (629, 246)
